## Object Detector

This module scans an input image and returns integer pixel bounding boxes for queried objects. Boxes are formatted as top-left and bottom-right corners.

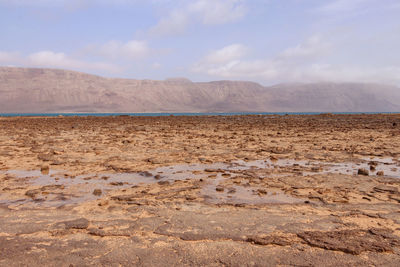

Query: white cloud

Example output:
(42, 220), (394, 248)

(193, 39), (318, 79)
(0, 51), (20, 63)
(203, 44), (247, 64)
(195, 58), (278, 80)
(150, 0), (247, 36)
(95, 40), (150, 60)
(0, 0), (143, 7)
(294, 64), (400, 85)
(193, 43), (248, 74)
(27, 51), (119, 72)
(279, 35), (331, 59)
(316, 0), (373, 12)
(193, 43), (270, 78)
(189, 0), (247, 25)
(0, 40), (152, 75)
(192, 36), (400, 85)
(150, 10), (189, 36)
(28, 51), (66, 66)
(0, 50), (118, 73)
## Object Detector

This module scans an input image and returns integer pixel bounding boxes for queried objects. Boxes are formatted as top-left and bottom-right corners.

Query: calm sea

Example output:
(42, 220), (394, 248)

(0, 112), (399, 117)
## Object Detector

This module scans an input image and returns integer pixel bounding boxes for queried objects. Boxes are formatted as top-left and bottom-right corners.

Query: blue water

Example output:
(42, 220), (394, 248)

(0, 112), (399, 117)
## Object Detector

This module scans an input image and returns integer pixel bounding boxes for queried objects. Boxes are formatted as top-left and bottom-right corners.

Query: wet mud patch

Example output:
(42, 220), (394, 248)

(1, 156), (399, 208)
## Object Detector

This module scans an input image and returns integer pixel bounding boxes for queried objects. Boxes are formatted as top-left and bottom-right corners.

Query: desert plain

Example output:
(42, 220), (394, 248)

(1, 114), (400, 266)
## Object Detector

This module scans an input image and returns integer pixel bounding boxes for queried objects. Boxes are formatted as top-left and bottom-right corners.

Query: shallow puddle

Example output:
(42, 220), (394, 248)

(1, 156), (399, 207)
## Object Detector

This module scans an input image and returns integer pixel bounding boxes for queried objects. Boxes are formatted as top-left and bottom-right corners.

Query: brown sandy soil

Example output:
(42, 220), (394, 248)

(1, 114), (400, 266)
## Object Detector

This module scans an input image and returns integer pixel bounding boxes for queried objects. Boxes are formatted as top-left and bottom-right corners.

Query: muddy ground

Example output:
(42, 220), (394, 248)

(0, 114), (400, 266)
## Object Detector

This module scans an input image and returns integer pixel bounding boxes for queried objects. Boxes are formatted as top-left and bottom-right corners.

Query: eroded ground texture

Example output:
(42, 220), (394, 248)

(1, 114), (400, 266)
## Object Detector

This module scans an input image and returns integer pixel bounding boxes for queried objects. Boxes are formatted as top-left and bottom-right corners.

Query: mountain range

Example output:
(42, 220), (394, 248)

(0, 67), (399, 113)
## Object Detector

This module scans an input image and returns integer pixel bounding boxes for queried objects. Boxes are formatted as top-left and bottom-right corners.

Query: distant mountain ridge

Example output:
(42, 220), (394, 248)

(0, 67), (399, 113)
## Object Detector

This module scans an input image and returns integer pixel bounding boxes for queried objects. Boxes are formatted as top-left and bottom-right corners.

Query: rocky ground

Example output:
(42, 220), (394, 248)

(0, 114), (400, 266)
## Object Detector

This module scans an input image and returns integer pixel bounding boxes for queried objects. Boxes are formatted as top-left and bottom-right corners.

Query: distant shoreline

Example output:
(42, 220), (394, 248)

(0, 112), (399, 117)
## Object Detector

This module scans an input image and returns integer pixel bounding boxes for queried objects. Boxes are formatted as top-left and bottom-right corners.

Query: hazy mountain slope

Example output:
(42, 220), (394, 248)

(266, 83), (400, 112)
(0, 67), (399, 113)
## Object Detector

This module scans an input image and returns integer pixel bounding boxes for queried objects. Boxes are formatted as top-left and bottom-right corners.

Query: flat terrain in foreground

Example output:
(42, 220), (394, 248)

(1, 114), (400, 266)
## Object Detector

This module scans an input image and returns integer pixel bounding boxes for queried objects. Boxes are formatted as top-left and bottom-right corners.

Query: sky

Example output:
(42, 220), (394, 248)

(0, 0), (400, 85)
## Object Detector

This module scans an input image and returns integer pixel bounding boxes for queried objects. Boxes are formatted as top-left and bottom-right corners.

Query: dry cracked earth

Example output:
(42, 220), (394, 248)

(1, 114), (400, 266)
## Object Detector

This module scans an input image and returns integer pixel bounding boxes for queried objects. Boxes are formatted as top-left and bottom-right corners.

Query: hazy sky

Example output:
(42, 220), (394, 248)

(0, 0), (399, 85)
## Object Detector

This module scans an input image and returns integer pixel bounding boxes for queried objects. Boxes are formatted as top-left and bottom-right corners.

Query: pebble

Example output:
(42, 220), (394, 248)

(357, 168), (369, 176)
(216, 186), (224, 192)
(40, 164), (50, 174)
(93, 189), (102, 196)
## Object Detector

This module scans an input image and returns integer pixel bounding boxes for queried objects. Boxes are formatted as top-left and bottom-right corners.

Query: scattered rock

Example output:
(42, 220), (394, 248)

(147, 158), (163, 164)
(247, 235), (292, 246)
(368, 161), (378, 166)
(88, 227), (131, 237)
(369, 165), (376, 171)
(37, 153), (53, 162)
(40, 164), (49, 174)
(216, 186), (224, 192)
(104, 164), (131, 172)
(376, 171), (384, 176)
(41, 185), (63, 191)
(139, 171), (152, 177)
(373, 185), (398, 194)
(25, 189), (41, 198)
(157, 180), (170, 186)
(87, 228), (106, 237)
(257, 189), (267, 195)
(227, 188), (237, 194)
(93, 189), (102, 196)
(98, 200), (109, 206)
(268, 147), (291, 154)
(185, 195), (196, 201)
(60, 218), (89, 230)
(50, 160), (63, 166)
(298, 229), (400, 255)
(111, 194), (138, 201)
(311, 167), (321, 172)
(110, 182), (124, 186)
(357, 168), (369, 176)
